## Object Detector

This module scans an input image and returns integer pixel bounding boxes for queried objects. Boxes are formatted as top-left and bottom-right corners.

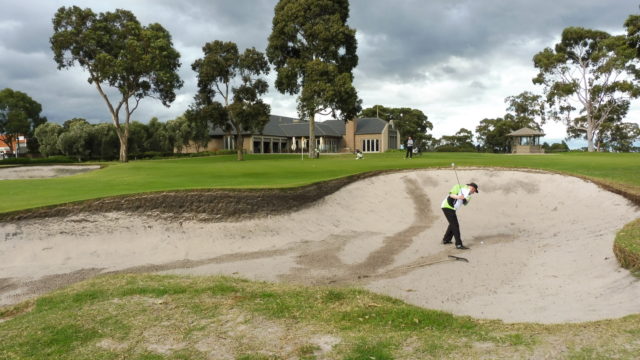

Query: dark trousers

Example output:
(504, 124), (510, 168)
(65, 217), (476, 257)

(442, 208), (462, 245)
(405, 146), (413, 158)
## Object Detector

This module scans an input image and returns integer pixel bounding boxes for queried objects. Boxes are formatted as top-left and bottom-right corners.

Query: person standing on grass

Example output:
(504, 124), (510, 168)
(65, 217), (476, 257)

(405, 136), (414, 159)
(441, 182), (479, 250)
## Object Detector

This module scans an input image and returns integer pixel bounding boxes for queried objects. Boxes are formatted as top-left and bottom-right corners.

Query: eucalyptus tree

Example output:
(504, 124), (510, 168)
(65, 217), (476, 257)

(360, 104), (393, 119)
(566, 99), (637, 152)
(267, 0), (360, 158)
(57, 119), (92, 161)
(505, 91), (546, 125)
(190, 40), (270, 160)
(532, 27), (639, 152)
(34, 122), (63, 157)
(89, 123), (119, 160)
(475, 92), (544, 153)
(50, 6), (183, 162)
(360, 105), (433, 150)
(0, 88), (47, 154)
(438, 128), (475, 152)
(475, 114), (537, 153)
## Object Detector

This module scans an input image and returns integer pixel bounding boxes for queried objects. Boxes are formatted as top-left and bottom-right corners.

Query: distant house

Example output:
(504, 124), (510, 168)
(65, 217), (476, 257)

(0, 134), (27, 157)
(507, 127), (545, 154)
(188, 115), (401, 154)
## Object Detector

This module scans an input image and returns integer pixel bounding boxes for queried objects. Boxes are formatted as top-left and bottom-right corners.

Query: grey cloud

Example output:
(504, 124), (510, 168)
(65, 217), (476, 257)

(350, 0), (637, 82)
(0, 0), (637, 128)
(469, 80), (486, 89)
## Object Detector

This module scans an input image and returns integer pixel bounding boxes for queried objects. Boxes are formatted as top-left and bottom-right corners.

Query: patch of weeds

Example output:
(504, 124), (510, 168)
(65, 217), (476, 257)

(203, 282), (239, 295)
(166, 349), (201, 359)
(323, 289), (347, 303)
(337, 305), (477, 333)
(132, 353), (165, 360)
(497, 333), (532, 346)
(246, 289), (316, 319)
(82, 312), (132, 340)
(17, 323), (101, 358)
(35, 289), (109, 312)
(116, 284), (188, 297)
(237, 354), (280, 360)
(297, 344), (321, 360)
(625, 327), (640, 336)
(185, 301), (220, 318)
(421, 339), (457, 357)
(343, 338), (394, 360)
(0, 300), (33, 320)
(566, 346), (599, 360)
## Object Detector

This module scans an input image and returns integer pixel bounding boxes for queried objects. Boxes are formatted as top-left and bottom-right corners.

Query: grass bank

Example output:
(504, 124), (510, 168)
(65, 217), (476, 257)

(1, 274), (639, 359)
(1, 152), (639, 213)
(615, 219), (640, 274)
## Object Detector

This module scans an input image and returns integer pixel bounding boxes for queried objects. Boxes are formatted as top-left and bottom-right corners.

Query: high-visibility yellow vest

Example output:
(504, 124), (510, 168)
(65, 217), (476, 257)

(441, 184), (471, 210)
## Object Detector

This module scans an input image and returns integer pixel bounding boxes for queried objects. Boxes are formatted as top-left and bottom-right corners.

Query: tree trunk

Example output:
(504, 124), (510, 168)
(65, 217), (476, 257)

(308, 113), (316, 159)
(586, 120), (595, 152)
(235, 133), (244, 161)
(113, 118), (129, 162)
(118, 135), (128, 162)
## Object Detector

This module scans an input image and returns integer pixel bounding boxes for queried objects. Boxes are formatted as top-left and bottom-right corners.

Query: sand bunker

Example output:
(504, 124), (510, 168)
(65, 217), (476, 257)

(0, 165), (100, 180)
(1, 169), (639, 324)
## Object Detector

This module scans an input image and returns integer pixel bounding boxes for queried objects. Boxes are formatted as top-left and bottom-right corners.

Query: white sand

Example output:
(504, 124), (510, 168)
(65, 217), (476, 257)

(0, 165), (100, 180)
(1, 169), (639, 324)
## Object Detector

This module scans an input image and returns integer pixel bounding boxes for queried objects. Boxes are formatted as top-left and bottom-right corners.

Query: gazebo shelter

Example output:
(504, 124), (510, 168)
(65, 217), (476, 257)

(507, 127), (545, 154)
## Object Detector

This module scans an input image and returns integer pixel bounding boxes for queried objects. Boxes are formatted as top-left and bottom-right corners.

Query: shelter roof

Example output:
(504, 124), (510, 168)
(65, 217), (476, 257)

(507, 127), (545, 136)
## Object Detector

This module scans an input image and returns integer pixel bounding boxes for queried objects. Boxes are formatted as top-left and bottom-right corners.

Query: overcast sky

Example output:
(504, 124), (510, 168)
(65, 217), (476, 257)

(1, 0), (638, 142)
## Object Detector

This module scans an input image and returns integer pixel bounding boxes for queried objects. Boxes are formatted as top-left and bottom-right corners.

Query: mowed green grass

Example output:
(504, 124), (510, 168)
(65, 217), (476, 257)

(2, 151), (639, 213)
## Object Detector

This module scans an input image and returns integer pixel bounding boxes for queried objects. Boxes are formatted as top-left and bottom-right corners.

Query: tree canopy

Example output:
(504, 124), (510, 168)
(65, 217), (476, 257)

(189, 40), (271, 161)
(50, 6), (183, 162)
(267, 0), (360, 158)
(0, 88), (47, 154)
(475, 92), (543, 153)
(360, 105), (433, 150)
(532, 26), (639, 152)
(436, 128), (476, 152)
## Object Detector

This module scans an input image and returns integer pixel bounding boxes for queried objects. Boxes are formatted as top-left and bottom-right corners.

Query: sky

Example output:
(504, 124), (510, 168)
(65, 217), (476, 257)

(1, 0), (639, 146)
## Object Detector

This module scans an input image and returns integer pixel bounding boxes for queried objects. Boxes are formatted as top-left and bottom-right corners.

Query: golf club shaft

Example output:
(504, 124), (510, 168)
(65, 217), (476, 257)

(453, 164), (461, 186)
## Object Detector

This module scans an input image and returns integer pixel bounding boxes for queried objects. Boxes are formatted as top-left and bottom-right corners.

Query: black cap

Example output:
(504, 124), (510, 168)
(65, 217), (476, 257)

(467, 182), (479, 193)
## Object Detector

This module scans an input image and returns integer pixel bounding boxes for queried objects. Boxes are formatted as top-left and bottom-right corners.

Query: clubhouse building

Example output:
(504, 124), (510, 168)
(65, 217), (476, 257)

(194, 115), (401, 154)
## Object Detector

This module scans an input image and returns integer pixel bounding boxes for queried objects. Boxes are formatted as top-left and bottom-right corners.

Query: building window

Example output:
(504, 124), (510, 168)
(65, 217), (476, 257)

(388, 130), (397, 150)
(362, 139), (379, 152)
(224, 136), (235, 150)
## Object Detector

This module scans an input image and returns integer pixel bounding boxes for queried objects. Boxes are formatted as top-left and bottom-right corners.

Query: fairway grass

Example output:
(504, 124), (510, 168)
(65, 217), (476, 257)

(1, 152), (639, 213)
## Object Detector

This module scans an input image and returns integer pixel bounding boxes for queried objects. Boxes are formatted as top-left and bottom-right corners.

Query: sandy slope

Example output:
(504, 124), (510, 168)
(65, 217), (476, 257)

(1, 169), (639, 323)
(0, 165), (100, 180)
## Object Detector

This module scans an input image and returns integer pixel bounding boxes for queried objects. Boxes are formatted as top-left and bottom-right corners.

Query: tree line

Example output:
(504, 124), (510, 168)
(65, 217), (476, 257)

(2, 2), (640, 159)
(33, 116), (215, 162)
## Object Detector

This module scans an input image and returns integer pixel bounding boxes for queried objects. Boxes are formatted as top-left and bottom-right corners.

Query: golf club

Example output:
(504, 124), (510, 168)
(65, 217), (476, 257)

(451, 162), (461, 186)
(403, 254), (469, 269)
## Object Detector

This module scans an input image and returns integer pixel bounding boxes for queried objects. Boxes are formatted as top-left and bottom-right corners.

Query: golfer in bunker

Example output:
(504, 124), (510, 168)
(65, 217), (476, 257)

(441, 182), (479, 250)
